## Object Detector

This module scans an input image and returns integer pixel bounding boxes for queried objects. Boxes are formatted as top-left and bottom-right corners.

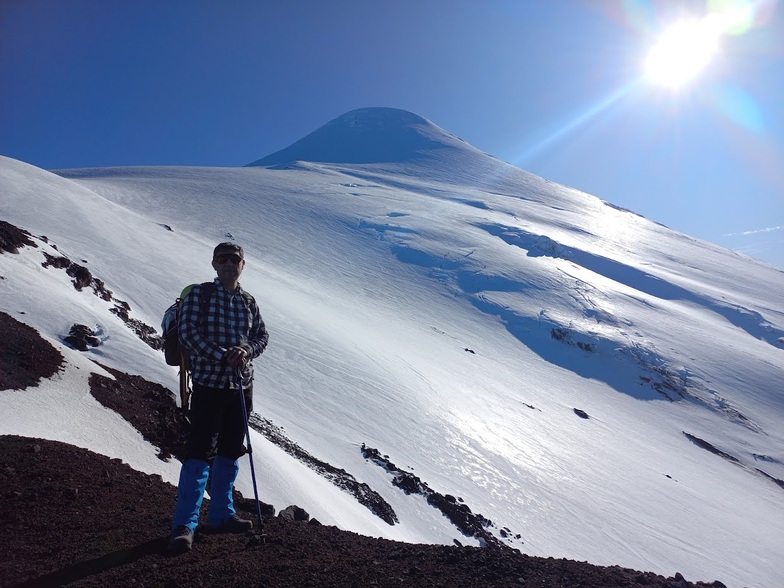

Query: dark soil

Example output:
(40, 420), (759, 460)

(0, 311), (64, 391)
(0, 268), (727, 588)
(0, 434), (724, 588)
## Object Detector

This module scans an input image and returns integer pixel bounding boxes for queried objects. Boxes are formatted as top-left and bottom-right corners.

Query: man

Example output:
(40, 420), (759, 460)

(168, 242), (269, 553)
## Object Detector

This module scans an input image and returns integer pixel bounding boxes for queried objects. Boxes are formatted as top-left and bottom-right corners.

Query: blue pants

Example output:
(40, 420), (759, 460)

(171, 456), (242, 531)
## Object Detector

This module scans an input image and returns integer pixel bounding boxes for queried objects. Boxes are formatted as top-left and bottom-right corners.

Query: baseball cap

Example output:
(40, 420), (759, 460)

(213, 242), (244, 260)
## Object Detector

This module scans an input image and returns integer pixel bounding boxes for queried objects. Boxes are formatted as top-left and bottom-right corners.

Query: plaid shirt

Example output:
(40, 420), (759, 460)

(179, 279), (269, 389)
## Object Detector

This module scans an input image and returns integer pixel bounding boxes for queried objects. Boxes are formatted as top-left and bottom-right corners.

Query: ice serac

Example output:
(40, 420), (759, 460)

(246, 107), (484, 166)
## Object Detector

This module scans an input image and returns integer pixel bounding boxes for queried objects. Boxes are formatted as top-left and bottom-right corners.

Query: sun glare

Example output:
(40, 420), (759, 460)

(642, 0), (766, 90)
(644, 18), (722, 88)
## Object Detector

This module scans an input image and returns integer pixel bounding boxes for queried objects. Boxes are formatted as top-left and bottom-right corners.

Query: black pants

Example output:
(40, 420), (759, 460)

(186, 382), (253, 462)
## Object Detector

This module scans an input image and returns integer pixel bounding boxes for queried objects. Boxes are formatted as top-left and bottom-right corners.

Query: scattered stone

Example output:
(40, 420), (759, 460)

(361, 443), (516, 549)
(551, 328), (568, 342)
(66, 263), (93, 291)
(64, 324), (101, 351)
(682, 432), (738, 463)
(754, 468), (784, 490)
(250, 415), (397, 525)
(0, 220), (37, 254)
(551, 328), (594, 352)
(41, 252), (71, 270)
(110, 302), (162, 350)
(41, 251), (161, 351)
(279, 505), (310, 522)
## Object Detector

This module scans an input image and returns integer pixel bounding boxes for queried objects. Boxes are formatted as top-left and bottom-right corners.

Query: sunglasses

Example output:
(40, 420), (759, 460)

(215, 254), (242, 265)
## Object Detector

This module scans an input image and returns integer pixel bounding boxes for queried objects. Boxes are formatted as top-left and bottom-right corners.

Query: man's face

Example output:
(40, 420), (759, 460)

(212, 253), (245, 281)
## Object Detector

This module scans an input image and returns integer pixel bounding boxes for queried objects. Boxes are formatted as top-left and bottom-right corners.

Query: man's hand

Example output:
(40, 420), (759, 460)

(225, 346), (249, 367)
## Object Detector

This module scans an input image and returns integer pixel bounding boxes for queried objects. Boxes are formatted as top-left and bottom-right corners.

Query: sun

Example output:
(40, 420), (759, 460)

(644, 17), (722, 88)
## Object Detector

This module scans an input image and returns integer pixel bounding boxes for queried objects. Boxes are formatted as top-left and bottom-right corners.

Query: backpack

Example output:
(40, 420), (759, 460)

(161, 282), (216, 413)
(161, 282), (216, 367)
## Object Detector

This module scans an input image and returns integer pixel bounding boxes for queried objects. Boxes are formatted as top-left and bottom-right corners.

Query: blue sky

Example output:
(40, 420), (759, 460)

(1, 0), (783, 269)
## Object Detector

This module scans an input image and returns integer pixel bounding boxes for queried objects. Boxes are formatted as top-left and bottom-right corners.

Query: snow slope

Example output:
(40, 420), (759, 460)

(1, 107), (783, 588)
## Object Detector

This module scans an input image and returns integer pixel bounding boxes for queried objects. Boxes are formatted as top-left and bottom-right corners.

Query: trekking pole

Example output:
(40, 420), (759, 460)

(237, 368), (265, 546)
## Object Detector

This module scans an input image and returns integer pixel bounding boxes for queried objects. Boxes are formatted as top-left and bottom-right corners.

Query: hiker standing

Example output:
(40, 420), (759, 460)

(168, 242), (269, 552)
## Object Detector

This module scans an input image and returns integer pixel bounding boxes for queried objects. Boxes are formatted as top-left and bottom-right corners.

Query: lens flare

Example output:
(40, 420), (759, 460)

(707, 0), (777, 35)
(710, 84), (765, 132)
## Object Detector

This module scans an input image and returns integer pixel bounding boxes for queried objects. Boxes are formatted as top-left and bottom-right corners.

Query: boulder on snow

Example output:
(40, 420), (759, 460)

(64, 324), (101, 351)
(278, 505), (310, 522)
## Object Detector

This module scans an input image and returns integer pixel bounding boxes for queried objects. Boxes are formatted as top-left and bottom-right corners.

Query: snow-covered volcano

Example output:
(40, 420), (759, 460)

(1, 107), (783, 588)
(248, 107), (528, 192)
(248, 107), (479, 165)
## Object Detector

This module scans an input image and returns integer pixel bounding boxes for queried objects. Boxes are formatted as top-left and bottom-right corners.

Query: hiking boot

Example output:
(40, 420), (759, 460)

(203, 513), (253, 534)
(167, 525), (194, 552)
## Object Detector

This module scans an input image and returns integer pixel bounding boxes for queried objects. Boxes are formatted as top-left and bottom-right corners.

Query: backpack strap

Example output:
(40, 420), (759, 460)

(178, 282), (216, 416)
(198, 281), (217, 313)
(240, 290), (255, 309)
